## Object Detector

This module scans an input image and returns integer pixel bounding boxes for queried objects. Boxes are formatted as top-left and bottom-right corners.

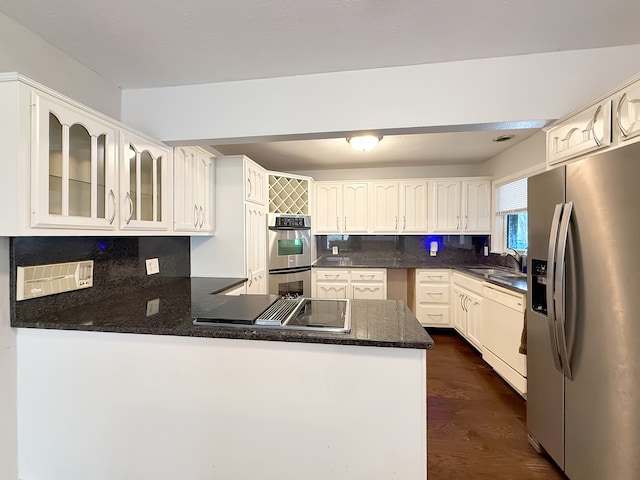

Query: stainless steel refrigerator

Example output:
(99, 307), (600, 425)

(527, 141), (640, 480)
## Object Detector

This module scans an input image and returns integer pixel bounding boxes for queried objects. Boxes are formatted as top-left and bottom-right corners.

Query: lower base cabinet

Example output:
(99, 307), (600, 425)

(412, 269), (451, 327)
(312, 268), (387, 299)
(451, 272), (484, 352)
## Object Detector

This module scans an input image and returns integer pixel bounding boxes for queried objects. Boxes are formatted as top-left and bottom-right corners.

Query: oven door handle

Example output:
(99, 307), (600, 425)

(268, 226), (311, 231)
(269, 266), (312, 275)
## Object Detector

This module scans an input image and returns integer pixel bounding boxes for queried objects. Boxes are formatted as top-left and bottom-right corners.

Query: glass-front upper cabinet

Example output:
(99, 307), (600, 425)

(31, 92), (118, 229)
(119, 129), (172, 231)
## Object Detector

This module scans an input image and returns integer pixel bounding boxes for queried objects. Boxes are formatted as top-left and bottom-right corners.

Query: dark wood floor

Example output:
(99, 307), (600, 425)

(426, 330), (567, 480)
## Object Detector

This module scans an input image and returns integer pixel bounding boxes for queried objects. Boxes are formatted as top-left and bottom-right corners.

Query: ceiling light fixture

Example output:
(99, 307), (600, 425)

(347, 135), (383, 152)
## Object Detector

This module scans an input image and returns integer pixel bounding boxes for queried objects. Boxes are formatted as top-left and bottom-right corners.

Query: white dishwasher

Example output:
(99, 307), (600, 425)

(482, 282), (527, 397)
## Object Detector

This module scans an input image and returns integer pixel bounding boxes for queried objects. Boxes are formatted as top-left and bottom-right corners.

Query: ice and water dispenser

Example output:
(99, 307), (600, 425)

(530, 259), (548, 315)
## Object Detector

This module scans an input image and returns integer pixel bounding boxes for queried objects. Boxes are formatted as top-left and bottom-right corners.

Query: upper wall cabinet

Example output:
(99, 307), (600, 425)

(547, 100), (612, 166)
(119, 129), (172, 231)
(400, 180), (429, 233)
(432, 179), (491, 234)
(315, 182), (342, 233)
(314, 182), (368, 234)
(369, 181), (399, 233)
(245, 160), (267, 205)
(547, 74), (640, 166)
(31, 90), (119, 230)
(0, 74), (180, 236)
(174, 146), (215, 234)
(613, 80), (640, 144)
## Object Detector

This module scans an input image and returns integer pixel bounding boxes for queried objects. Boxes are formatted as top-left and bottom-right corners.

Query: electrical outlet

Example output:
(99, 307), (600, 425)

(146, 298), (160, 316)
(145, 258), (160, 275)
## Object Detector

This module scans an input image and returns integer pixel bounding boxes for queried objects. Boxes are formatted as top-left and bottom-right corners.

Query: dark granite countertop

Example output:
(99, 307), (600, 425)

(313, 254), (527, 293)
(13, 277), (434, 350)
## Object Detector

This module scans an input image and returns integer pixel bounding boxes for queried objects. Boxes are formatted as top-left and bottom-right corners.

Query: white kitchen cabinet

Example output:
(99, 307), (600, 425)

(119, 129), (172, 231)
(174, 146), (215, 234)
(342, 182), (368, 233)
(432, 179), (461, 232)
(461, 180), (491, 233)
(312, 268), (386, 299)
(245, 204), (267, 294)
(245, 159), (268, 205)
(413, 269), (450, 327)
(313, 269), (349, 299)
(400, 181), (429, 233)
(451, 272), (484, 352)
(314, 182), (342, 233)
(189, 155), (268, 292)
(452, 287), (466, 335)
(349, 268), (387, 300)
(0, 74), (179, 236)
(369, 181), (399, 233)
(30, 90), (119, 230)
(547, 100), (612, 165)
(432, 178), (491, 234)
(314, 181), (368, 234)
(613, 79), (640, 144)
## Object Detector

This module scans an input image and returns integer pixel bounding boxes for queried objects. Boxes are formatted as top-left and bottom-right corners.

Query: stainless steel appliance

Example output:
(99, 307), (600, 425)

(268, 214), (312, 297)
(193, 296), (350, 333)
(527, 143), (640, 480)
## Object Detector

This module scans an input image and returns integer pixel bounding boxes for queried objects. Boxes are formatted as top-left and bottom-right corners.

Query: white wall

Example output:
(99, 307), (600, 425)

(481, 131), (546, 181)
(0, 12), (121, 118)
(0, 238), (17, 480)
(121, 46), (640, 143)
(291, 163), (482, 181)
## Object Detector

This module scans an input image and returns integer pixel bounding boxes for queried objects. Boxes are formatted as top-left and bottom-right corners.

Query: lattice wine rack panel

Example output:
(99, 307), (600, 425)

(268, 175), (309, 214)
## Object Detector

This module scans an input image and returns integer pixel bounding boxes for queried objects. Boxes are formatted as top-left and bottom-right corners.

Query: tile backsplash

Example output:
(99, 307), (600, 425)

(316, 234), (491, 266)
(11, 236), (190, 322)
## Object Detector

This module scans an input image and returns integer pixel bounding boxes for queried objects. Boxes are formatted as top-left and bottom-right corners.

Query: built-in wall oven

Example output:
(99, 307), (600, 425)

(268, 214), (312, 298)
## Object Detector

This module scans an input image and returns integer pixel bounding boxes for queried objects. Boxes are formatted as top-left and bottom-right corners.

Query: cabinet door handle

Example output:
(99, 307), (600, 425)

(199, 206), (205, 229)
(456, 215), (460, 230)
(360, 274), (375, 280)
(193, 204), (199, 228)
(336, 216), (339, 231)
(247, 177), (252, 198)
(248, 270), (253, 287)
(465, 215), (469, 230)
(616, 93), (629, 137)
(125, 192), (134, 224)
(108, 189), (116, 225)
(344, 216), (347, 230)
(403, 216), (406, 230)
(590, 104), (603, 146)
(395, 216), (398, 230)
(428, 292), (443, 297)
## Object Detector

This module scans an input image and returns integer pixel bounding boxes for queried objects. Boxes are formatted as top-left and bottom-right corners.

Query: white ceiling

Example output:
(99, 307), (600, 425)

(2, 0), (639, 170)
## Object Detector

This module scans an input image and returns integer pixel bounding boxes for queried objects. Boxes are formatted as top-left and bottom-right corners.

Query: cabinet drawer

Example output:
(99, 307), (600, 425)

(349, 269), (386, 282)
(452, 272), (484, 295)
(415, 305), (450, 326)
(416, 269), (450, 283)
(314, 269), (349, 282)
(416, 284), (450, 304)
(482, 284), (525, 312)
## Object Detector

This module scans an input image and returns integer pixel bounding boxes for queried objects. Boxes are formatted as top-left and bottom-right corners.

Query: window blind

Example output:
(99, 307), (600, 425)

(496, 178), (527, 215)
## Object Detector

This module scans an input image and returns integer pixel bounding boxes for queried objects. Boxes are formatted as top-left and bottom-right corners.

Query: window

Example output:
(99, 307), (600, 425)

(495, 177), (528, 252)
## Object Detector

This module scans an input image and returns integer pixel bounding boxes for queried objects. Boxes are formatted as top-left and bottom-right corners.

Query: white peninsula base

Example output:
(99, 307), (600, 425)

(17, 329), (427, 480)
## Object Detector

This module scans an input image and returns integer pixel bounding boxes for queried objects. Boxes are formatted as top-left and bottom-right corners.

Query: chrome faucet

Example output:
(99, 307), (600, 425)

(504, 248), (526, 273)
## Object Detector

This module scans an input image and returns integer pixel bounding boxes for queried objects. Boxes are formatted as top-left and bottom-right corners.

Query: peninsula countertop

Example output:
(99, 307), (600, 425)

(13, 277), (434, 350)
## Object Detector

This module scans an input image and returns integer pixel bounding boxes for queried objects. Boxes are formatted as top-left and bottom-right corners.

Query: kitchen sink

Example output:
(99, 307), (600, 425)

(467, 267), (526, 280)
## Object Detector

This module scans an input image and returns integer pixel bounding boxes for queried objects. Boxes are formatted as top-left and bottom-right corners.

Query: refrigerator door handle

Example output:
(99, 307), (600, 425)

(547, 203), (564, 373)
(555, 202), (574, 380)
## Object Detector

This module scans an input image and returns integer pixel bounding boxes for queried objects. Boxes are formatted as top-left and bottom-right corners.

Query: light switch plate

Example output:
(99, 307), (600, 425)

(145, 258), (160, 275)
(146, 298), (160, 316)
